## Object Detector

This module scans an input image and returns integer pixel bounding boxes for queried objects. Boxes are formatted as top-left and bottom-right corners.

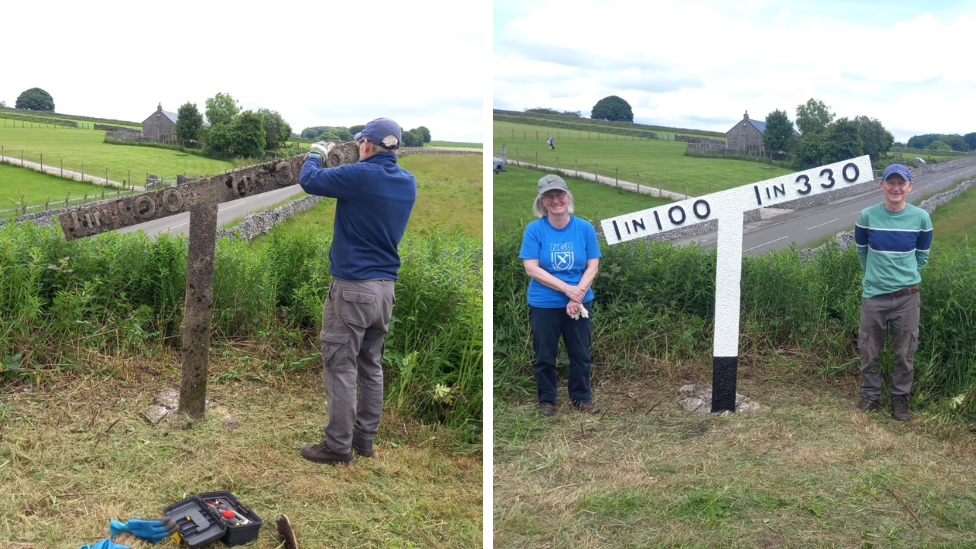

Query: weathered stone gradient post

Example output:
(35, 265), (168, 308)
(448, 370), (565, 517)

(58, 143), (359, 418)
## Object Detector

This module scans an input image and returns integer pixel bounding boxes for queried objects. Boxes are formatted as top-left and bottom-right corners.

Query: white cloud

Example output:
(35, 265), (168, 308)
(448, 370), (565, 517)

(494, 0), (976, 142)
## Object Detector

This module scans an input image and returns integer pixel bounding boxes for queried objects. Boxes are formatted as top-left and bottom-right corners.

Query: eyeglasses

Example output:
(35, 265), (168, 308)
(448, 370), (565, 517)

(542, 192), (567, 201)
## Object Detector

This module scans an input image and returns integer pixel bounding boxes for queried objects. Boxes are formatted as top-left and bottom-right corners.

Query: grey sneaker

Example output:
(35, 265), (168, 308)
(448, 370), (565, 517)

(352, 433), (374, 457)
(856, 397), (880, 412)
(301, 439), (353, 465)
(891, 395), (910, 422)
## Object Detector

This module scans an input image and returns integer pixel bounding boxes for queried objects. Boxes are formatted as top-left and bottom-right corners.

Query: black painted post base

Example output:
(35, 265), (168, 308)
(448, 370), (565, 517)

(711, 356), (738, 413)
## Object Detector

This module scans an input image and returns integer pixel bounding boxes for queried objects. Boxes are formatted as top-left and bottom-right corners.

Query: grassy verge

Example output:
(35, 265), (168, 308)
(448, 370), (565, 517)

(929, 184), (976, 251)
(428, 141), (482, 149)
(0, 346), (482, 549)
(493, 164), (670, 229)
(494, 365), (976, 548)
(493, 120), (794, 196)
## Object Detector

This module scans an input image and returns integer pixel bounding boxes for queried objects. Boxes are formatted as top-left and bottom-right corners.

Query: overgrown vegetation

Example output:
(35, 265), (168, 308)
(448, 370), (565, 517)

(1, 223), (482, 438)
(494, 226), (976, 414)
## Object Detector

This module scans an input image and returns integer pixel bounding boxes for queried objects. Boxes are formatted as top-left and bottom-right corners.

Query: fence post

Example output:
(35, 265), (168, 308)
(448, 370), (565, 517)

(535, 151), (538, 168)
(65, 193), (70, 208)
(575, 159), (578, 177)
(105, 168), (108, 186)
(596, 163), (599, 182)
(82, 163), (85, 182)
(637, 173), (640, 194)
(536, 131), (538, 140)
(128, 171), (131, 190)
(615, 168), (618, 188)
(515, 149), (519, 166)
(40, 154), (43, 172)
(21, 150), (24, 166)
(659, 178), (663, 197)
(45, 198), (49, 210)
(61, 159), (63, 178)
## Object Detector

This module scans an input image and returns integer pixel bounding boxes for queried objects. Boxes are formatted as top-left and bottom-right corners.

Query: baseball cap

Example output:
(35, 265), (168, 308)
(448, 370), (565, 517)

(537, 174), (569, 196)
(354, 117), (401, 149)
(881, 164), (912, 182)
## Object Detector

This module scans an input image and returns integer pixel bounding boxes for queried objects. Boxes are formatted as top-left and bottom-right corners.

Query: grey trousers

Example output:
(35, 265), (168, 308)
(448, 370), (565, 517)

(319, 277), (394, 453)
(858, 292), (920, 400)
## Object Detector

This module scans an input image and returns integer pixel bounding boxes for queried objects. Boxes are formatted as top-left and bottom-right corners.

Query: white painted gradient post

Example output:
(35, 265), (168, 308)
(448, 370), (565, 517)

(600, 156), (873, 412)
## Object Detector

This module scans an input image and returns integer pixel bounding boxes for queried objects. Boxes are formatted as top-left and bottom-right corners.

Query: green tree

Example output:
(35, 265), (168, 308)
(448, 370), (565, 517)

(401, 129), (423, 147)
(927, 139), (952, 151)
(349, 124), (365, 137)
(229, 111), (266, 157)
(964, 132), (976, 152)
(175, 102), (204, 141)
(416, 126), (431, 144)
(762, 109), (795, 154)
(15, 87), (54, 111)
(854, 116), (894, 160)
(821, 118), (864, 164)
(795, 98), (833, 136)
(907, 134), (938, 149)
(591, 95), (633, 122)
(205, 92), (240, 127)
(257, 108), (291, 150)
(940, 134), (969, 152)
(206, 123), (232, 155)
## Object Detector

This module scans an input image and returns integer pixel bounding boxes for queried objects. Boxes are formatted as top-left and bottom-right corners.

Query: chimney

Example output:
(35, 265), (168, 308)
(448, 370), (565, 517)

(158, 103), (162, 112)
(744, 110), (749, 120)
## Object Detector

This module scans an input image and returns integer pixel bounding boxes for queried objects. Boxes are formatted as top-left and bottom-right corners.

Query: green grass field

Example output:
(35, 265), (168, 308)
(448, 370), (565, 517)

(0, 106), (141, 129)
(930, 184), (976, 251)
(252, 153), (483, 245)
(493, 164), (669, 230)
(0, 125), (233, 185)
(494, 120), (794, 196)
(0, 163), (126, 217)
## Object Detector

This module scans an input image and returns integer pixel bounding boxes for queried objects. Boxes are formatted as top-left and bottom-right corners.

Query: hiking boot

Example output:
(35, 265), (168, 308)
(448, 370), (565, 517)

(352, 433), (374, 457)
(574, 401), (600, 414)
(301, 439), (353, 465)
(856, 397), (880, 412)
(538, 403), (556, 417)
(891, 395), (910, 422)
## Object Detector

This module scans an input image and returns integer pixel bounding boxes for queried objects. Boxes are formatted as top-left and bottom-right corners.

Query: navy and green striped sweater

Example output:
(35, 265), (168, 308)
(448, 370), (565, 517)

(854, 202), (933, 298)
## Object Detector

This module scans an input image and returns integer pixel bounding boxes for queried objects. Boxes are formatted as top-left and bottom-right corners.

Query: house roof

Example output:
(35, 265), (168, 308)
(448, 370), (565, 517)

(746, 118), (765, 133)
(161, 110), (178, 124)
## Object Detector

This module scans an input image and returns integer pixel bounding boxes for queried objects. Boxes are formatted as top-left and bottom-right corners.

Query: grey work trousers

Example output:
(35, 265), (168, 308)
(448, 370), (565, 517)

(319, 277), (394, 453)
(858, 291), (920, 401)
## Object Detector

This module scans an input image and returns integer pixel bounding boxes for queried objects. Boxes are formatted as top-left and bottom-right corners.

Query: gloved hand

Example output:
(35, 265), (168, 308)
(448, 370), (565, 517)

(307, 141), (335, 164)
(80, 538), (130, 549)
(109, 518), (178, 544)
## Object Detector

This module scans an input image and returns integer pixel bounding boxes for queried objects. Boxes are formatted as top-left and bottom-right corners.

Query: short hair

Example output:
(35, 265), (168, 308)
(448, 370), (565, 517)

(533, 190), (575, 218)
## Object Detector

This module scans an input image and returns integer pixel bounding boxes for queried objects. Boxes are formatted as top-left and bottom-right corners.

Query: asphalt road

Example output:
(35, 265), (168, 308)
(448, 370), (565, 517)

(671, 164), (976, 255)
(117, 184), (306, 238)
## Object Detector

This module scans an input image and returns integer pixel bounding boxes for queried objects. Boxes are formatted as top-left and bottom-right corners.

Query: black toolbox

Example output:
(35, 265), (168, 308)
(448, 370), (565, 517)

(164, 491), (262, 547)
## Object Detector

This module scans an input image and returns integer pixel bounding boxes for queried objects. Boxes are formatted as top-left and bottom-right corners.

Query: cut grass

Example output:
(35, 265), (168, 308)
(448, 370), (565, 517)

(493, 164), (670, 230)
(0, 345), (482, 549)
(494, 363), (976, 548)
(494, 120), (795, 197)
(929, 183), (976, 251)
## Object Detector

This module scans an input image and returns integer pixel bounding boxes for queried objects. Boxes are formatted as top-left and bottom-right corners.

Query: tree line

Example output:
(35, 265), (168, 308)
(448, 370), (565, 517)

(906, 133), (976, 153)
(301, 124), (432, 147)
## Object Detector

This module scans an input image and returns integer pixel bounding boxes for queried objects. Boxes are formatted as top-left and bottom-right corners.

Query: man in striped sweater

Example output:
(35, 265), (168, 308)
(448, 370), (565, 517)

(854, 164), (933, 421)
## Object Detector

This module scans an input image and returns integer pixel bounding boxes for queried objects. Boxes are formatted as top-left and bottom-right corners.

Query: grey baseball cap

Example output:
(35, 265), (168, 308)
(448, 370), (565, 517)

(537, 174), (569, 196)
(354, 117), (402, 149)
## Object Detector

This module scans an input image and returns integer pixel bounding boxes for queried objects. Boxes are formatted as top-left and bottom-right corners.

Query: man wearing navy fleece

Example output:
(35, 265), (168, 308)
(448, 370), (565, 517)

(298, 118), (416, 464)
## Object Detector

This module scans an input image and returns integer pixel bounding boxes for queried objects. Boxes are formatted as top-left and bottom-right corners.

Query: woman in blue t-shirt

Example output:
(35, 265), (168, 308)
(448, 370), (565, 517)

(519, 174), (602, 417)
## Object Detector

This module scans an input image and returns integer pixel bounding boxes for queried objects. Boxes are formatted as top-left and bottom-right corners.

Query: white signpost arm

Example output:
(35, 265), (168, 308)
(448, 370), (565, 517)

(599, 156), (873, 412)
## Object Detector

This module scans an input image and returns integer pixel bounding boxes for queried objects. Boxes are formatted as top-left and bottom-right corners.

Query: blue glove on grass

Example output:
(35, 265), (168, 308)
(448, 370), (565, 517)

(80, 538), (130, 549)
(109, 518), (178, 543)
(307, 141), (335, 164)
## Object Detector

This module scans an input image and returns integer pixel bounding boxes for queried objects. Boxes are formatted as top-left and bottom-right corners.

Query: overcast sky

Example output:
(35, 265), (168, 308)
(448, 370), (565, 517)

(494, 0), (976, 143)
(1, 1), (484, 143)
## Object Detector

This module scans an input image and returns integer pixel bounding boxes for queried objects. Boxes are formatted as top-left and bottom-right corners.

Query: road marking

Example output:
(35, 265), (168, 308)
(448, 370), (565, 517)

(807, 218), (839, 230)
(745, 235), (788, 252)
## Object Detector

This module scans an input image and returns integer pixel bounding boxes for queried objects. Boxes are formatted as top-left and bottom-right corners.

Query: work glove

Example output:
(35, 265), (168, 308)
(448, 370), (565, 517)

(80, 539), (130, 549)
(307, 141), (335, 164)
(109, 518), (178, 544)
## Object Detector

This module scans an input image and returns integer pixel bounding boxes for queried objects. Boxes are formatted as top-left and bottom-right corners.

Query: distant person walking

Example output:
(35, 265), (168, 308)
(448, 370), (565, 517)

(547, 136), (555, 150)
(519, 174), (601, 417)
(854, 164), (932, 422)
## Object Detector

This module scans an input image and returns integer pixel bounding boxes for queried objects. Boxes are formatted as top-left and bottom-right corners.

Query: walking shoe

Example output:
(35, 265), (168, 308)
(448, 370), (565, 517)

(574, 401), (600, 414)
(352, 433), (374, 457)
(891, 395), (910, 422)
(855, 397), (880, 412)
(538, 403), (556, 417)
(301, 439), (353, 465)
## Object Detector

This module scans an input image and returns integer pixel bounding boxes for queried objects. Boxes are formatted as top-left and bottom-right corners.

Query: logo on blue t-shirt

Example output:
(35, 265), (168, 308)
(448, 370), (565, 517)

(550, 242), (574, 271)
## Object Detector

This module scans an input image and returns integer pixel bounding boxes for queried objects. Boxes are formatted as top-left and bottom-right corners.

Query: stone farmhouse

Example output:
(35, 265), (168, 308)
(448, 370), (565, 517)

(142, 103), (178, 138)
(726, 111), (765, 155)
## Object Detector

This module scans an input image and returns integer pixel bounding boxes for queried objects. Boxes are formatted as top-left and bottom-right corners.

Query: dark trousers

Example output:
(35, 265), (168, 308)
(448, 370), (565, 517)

(858, 292), (920, 400)
(529, 302), (593, 406)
